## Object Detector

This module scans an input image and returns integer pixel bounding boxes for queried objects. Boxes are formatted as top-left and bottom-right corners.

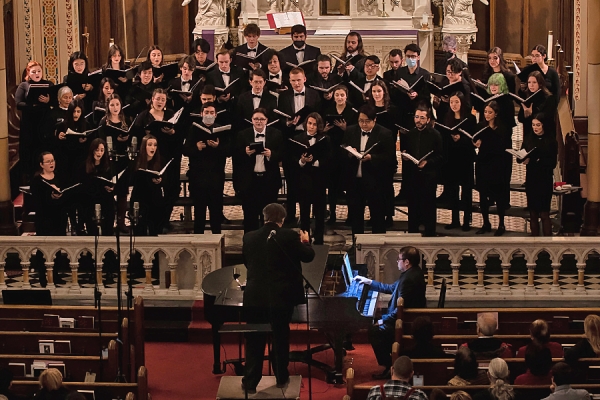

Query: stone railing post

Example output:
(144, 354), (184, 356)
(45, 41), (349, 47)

(526, 263), (536, 294)
(20, 261), (31, 289)
(550, 263), (562, 294)
(120, 263), (128, 292)
(143, 263), (154, 293)
(425, 261), (436, 296)
(501, 263), (511, 292)
(96, 262), (104, 291)
(0, 262), (6, 290)
(576, 263), (587, 292)
(44, 262), (54, 289)
(168, 263), (179, 292)
(193, 263), (199, 291)
(475, 263), (485, 293)
(69, 262), (81, 294)
(450, 262), (461, 294)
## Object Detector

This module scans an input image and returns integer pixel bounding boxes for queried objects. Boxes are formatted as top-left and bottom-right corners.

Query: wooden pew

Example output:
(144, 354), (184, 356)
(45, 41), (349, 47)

(0, 317), (120, 332)
(10, 365), (150, 400)
(0, 330), (117, 355)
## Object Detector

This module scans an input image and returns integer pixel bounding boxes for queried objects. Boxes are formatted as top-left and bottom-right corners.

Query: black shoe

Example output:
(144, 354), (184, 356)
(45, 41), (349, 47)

(494, 225), (506, 236)
(462, 224), (471, 232)
(241, 383), (257, 394)
(343, 340), (355, 350)
(385, 217), (394, 228)
(445, 222), (460, 230)
(372, 368), (391, 380)
(476, 224), (491, 235)
(276, 377), (290, 388)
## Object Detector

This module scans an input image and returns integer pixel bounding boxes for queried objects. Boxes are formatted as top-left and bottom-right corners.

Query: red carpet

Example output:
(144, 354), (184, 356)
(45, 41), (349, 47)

(146, 341), (382, 399)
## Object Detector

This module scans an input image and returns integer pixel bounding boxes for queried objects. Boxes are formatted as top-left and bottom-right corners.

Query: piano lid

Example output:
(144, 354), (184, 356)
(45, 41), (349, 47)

(302, 245), (330, 295)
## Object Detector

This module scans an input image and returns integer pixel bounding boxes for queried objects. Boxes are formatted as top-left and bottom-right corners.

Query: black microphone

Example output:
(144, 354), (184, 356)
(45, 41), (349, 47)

(128, 136), (138, 160)
(133, 201), (139, 224)
(94, 204), (102, 225)
(106, 136), (114, 155)
(267, 230), (276, 241)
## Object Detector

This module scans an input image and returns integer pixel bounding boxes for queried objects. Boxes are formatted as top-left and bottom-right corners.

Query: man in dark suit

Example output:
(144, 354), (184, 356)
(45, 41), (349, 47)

(307, 54), (342, 112)
(262, 49), (290, 94)
(278, 67), (322, 223)
(383, 49), (404, 107)
(191, 37), (215, 81)
(206, 49), (246, 109)
(233, 108), (283, 232)
(334, 31), (366, 81)
(242, 203), (315, 393)
(182, 102), (227, 234)
(354, 246), (426, 379)
(401, 105), (443, 237)
(234, 69), (277, 131)
(233, 23), (269, 72)
(280, 24), (321, 78)
(347, 55), (382, 107)
(341, 104), (396, 235)
(168, 55), (201, 112)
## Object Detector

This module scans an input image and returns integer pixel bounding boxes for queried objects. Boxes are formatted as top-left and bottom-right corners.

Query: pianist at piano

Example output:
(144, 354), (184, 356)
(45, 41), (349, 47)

(354, 246), (427, 380)
(241, 203), (315, 393)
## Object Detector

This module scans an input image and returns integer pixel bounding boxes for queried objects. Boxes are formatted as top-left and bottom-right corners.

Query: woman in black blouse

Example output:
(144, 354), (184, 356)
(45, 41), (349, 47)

(90, 77), (116, 126)
(519, 114), (557, 237)
(63, 52), (95, 111)
(15, 61), (52, 182)
(520, 45), (561, 103)
(442, 91), (477, 231)
(30, 152), (68, 236)
(480, 47), (516, 94)
(517, 71), (557, 139)
(323, 85), (357, 224)
(474, 101), (512, 236)
(130, 135), (165, 236)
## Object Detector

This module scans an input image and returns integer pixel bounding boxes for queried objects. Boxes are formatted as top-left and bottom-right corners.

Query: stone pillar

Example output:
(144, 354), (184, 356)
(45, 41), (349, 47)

(550, 263), (562, 294)
(475, 263), (485, 293)
(525, 263), (536, 294)
(582, 0), (600, 235)
(69, 262), (81, 294)
(168, 263), (179, 292)
(193, 263), (199, 291)
(120, 263), (128, 291)
(576, 262), (587, 292)
(425, 261), (436, 296)
(21, 262), (31, 289)
(440, 0), (479, 64)
(0, 262), (6, 290)
(45, 262), (55, 289)
(450, 262), (461, 294)
(0, 10), (16, 235)
(500, 263), (511, 292)
(143, 263), (154, 293)
(96, 263), (104, 292)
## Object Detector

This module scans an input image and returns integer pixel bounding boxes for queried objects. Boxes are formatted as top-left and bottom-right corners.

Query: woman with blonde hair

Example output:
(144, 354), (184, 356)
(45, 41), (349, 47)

(565, 314), (600, 364)
(473, 358), (515, 400)
(451, 391), (472, 400)
(34, 368), (70, 399)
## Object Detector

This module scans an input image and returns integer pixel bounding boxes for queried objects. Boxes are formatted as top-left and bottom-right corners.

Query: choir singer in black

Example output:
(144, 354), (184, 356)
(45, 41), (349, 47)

(241, 203), (315, 393)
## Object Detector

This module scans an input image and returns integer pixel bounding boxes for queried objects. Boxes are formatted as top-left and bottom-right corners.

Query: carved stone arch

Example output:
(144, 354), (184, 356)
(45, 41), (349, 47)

(509, 248), (533, 262)
(558, 248), (582, 262)
(418, 247), (436, 265)
(130, 248), (150, 264)
(151, 248), (170, 264)
(30, 247), (51, 262)
(52, 247), (73, 263)
(583, 249), (600, 263)
(0, 247), (25, 263)
(381, 248), (399, 262)
(100, 248), (118, 261)
(456, 248), (480, 262)
(532, 247), (554, 262)
(364, 250), (377, 279)
(174, 248), (194, 264)
(431, 248), (452, 263)
(199, 250), (213, 278)
(482, 248), (506, 263)
(76, 248), (94, 260)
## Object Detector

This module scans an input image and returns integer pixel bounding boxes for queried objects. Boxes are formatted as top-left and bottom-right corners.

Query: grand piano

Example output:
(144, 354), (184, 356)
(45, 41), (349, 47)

(201, 245), (378, 383)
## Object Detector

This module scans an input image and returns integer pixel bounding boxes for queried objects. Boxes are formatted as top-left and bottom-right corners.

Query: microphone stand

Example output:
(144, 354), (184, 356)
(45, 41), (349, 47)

(114, 222), (127, 382)
(270, 234), (322, 400)
(93, 211), (104, 381)
(126, 148), (138, 317)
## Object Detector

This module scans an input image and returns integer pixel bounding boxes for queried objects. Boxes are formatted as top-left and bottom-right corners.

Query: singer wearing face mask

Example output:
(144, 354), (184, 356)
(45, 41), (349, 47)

(396, 44), (432, 128)
(130, 135), (166, 236)
(241, 203), (314, 393)
(80, 138), (116, 236)
(99, 94), (134, 233)
(280, 24), (321, 79)
(182, 102), (229, 234)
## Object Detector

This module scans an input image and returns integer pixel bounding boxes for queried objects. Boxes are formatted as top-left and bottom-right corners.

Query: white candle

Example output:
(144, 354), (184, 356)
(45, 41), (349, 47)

(421, 13), (428, 26)
(547, 31), (553, 60)
(242, 11), (248, 25)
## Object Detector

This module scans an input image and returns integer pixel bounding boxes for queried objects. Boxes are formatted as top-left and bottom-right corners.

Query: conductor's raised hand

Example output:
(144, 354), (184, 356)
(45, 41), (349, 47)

(354, 275), (372, 285)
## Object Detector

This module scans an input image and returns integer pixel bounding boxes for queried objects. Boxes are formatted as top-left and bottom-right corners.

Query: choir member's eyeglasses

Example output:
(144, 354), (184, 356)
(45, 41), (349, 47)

(364, 63), (379, 69)
(252, 118), (267, 122)
(43, 160), (56, 164)
(358, 119), (373, 124)
(405, 54), (418, 59)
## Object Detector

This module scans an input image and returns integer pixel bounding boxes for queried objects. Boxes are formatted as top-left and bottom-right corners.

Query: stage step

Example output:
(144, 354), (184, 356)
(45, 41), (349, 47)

(216, 375), (302, 399)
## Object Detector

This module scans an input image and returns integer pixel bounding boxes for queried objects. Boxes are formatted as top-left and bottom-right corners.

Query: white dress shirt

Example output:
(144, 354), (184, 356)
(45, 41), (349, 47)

(357, 130), (371, 178)
(299, 135), (320, 167)
(252, 90), (263, 109)
(253, 129), (266, 173)
(295, 46), (305, 64)
(219, 68), (231, 87)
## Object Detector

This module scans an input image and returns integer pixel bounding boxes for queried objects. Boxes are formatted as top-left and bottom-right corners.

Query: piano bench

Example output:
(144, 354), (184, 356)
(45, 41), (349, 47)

(219, 323), (273, 376)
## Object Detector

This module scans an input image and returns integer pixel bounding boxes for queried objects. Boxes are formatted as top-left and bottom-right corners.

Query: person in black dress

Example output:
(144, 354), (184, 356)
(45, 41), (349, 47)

(293, 112), (331, 244)
(517, 71), (557, 139)
(15, 61), (53, 182)
(484, 73), (516, 132)
(474, 101), (512, 236)
(30, 152), (68, 236)
(520, 44), (561, 104)
(130, 135), (165, 236)
(147, 45), (167, 86)
(441, 91), (477, 231)
(80, 138), (116, 236)
(63, 51), (95, 111)
(126, 61), (157, 116)
(479, 47), (516, 94)
(44, 86), (74, 161)
(433, 58), (471, 125)
(191, 37), (214, 81)
(98, 94), (133, 233)
(519, 114), (557, 236)
(90, 77), (116, 126)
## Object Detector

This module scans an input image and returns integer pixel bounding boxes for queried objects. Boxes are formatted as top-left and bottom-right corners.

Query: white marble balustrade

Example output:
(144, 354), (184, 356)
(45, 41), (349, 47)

(0, 235), (223, 300)
(355, 235), (600, 303)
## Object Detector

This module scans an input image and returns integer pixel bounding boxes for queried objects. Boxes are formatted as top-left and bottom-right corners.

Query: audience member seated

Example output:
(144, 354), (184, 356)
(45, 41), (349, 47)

(401, 316), (452, 359)
(451, 391), (473, 400)
(429, 388), (447, 400)
(516, 319), (564, 358)
(0, 367), (22, 400)
(565, 314), (600, 365)
(542, 362), (591, 400)
(33, 369), (71, 400)
(463, 312), (512, 359)
(448, 347), (490, 386)
(514, 344), (552, 385)
(366, 356), (428, 400)
(473, 358), (516, 400)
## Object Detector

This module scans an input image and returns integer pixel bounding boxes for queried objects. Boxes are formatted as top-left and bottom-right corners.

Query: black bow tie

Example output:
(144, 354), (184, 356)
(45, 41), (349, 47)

(248, 48), (257, 52)
(221, 71), (230, 76)
(182, 80), (191, 85)
(294, 92), (305, 97)
(296, 49), (305, 53)
(362, 131), (370, 137)
(270, 74), (279, 80)
(255, 133), (265, 138)
(252, 94), (261, 98)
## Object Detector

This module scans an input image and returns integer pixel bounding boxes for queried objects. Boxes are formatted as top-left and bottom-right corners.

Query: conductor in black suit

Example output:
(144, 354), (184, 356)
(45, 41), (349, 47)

(233, 108), (283, 232)
(341, 104), (396, 235)
(280, 24), (321, 78)
(242, 203), (315, 392)
(354, 245), (426, 379)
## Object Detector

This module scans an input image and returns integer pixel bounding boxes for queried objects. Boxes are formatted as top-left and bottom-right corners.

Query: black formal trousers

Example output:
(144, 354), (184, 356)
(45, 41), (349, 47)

(368, 322), (395, 368)
(406, 174), (438, 236)
(347, 177), (386, 234)
(241, 175), (280, 233)
(298, 166), (327, 244)
(191, 183), (223, 234)
(243, 306), (294, 389)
